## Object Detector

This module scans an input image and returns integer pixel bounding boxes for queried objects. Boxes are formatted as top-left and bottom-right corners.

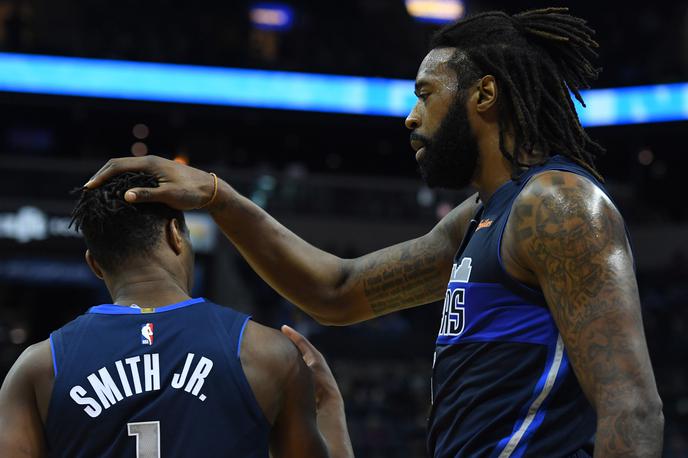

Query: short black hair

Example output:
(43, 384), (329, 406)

(431, 7), (605, 180)
(70, 172), (187, 272)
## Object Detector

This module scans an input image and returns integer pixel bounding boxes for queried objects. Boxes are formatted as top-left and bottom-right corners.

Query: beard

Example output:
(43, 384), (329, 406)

(413, 91), (480, 190)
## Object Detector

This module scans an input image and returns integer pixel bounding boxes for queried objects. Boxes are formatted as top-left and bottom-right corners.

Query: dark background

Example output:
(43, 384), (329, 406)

(0, 1), (687, 456)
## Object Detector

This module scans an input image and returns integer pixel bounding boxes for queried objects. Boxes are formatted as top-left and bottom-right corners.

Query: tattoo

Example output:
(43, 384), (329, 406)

(510, 173), (662, 457)
(361, 234), (451, 315)
(357, 195), (478, 316)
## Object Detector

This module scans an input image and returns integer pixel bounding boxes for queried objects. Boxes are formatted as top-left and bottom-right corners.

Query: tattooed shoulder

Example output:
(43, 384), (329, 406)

(507, 170), (638, 340)
(510, 170), (626, 277)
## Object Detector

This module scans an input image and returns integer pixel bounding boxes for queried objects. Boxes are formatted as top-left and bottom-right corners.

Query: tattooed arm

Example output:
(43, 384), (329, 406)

(84, 156), (478, 325)
(211, 182), (479, 324)
(506, 171), (663, 457)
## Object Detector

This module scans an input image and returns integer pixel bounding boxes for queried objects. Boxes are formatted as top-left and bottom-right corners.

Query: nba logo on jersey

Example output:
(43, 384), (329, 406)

(141, 323), (154, 345)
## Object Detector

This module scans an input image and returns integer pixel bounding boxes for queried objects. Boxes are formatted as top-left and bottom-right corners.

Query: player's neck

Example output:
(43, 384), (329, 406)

(474, 139), (547, 204)
(107, 267), (192, 309)
(474, 151), (513, 204)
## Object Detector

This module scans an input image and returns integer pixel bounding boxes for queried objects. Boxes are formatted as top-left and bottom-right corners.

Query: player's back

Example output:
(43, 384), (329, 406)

(46, 297), (269, 458)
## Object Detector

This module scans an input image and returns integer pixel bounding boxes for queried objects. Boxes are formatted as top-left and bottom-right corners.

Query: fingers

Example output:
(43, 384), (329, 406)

(124, 186), (167, 203)
(84, 156), (158, 189)
(281, 325), (321, 366)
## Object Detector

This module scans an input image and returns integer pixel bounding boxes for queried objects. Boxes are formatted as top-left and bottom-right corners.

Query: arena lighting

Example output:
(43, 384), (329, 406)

(0, 52), (686, 126)
(249, 2), (294, 31)
(405, 0), (465, 24)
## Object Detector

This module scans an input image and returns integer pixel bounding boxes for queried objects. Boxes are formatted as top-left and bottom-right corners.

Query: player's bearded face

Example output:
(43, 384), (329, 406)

(415, 90), (480, 190)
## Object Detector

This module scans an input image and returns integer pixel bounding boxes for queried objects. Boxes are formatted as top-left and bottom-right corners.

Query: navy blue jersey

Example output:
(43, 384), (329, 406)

(428, 156), (617, 457)
(46, 298), (269, 458)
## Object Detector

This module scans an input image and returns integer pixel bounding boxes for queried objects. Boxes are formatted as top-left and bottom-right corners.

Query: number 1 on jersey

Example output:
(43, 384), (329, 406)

(127, 421), (161, 458)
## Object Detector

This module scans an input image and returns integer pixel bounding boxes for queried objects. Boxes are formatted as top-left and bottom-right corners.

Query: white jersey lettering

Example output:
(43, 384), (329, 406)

(69, 385), (103, 418)
(171, 353), (194, 389)
(87, 367), (123, 409)
(69, 352), (212, 417)
(125, 356), (143, 394)
(143, 354), (160, 391)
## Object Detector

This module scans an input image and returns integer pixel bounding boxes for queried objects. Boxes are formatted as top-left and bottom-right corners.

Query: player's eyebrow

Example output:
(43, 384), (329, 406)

(414, 78), (434, 97)
(414, 79), (431, 93)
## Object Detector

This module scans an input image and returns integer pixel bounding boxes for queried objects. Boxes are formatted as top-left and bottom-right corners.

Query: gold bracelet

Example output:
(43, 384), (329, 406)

(197, 172), (218, 209)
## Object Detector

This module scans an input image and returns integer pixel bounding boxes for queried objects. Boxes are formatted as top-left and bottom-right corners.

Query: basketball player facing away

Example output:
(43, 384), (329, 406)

(84, 7), (663, 458)
(0, 172), (354, 458)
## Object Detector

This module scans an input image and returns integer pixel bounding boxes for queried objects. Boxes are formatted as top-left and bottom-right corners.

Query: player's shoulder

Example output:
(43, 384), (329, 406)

(516, 169), (622, 222)
(508, 169), (628, 262)
(8, 339), (53, 383)
(241, 321), (300, 379)
(239, 321), (304, 423)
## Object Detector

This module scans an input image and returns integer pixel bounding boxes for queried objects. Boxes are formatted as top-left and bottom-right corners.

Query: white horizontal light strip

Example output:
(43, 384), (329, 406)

(0, 52), (686, 126)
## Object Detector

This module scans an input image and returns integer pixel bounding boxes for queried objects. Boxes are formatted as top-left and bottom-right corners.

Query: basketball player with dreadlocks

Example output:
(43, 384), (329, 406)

(84, 7), (663, 457)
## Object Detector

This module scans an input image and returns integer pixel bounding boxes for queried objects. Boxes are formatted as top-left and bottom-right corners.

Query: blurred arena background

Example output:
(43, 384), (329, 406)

(0, 0), (687, 456)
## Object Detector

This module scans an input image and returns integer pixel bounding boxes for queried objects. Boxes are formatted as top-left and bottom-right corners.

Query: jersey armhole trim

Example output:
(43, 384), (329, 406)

(237, 315), (250, 359)
(234, 315), (271, 428)
(49, 332), (58, 376)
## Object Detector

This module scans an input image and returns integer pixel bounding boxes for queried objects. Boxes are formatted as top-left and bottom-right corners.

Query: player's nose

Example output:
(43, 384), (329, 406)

(405, 103), (421, 130)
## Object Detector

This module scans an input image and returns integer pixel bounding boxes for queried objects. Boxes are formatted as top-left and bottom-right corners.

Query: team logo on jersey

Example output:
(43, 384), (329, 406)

(141, 323), (154, 345)
(439, 257), (472, 337)
(450, 257), (472, 283)
(475, 218), (493, 231)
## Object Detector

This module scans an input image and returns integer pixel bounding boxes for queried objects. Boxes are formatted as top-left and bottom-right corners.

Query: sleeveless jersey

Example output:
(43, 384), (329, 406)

(46, 298), (269, 458)
(428, 156), (615, 457)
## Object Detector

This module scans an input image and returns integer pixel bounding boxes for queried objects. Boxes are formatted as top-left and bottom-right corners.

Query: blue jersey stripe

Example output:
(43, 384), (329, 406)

(87, 297), (206, 314)
(436, 282), (557, 346)
(493, 335), (566, 457)
(49, 332), (58, 376)
(237, 316), (251, 358)
(512, 352), (571, 457)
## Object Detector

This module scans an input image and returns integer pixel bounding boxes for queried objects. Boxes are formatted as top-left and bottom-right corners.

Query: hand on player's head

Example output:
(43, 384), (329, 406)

(84, 155), (217, 211)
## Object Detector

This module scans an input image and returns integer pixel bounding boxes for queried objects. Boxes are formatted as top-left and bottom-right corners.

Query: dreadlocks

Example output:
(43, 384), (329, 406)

(431, 7), (605, 180)
(70, 172), (187, 272)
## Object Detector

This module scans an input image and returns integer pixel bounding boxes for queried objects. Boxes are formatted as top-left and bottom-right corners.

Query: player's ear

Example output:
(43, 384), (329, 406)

(475, 75), (498, 112)
(85, 250), (104, 280)
(167, 218), (184, 255)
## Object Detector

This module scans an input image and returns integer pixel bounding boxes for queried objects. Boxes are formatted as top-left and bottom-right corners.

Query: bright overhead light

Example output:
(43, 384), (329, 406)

(249, 3), (294, 31)
(405, 0), (465, 24)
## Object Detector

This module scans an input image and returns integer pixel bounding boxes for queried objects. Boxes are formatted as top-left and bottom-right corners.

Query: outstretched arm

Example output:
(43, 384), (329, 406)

(508, 171), (663, 457)
(209, 180), (473, 324)
(86, 156), (478, 324)
(0, 341), (52, 458)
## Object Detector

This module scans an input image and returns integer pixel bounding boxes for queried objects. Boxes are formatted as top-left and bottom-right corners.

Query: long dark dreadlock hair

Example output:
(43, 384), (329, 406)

(431, 7), (605, 180)
(70, 172), (187, 272)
